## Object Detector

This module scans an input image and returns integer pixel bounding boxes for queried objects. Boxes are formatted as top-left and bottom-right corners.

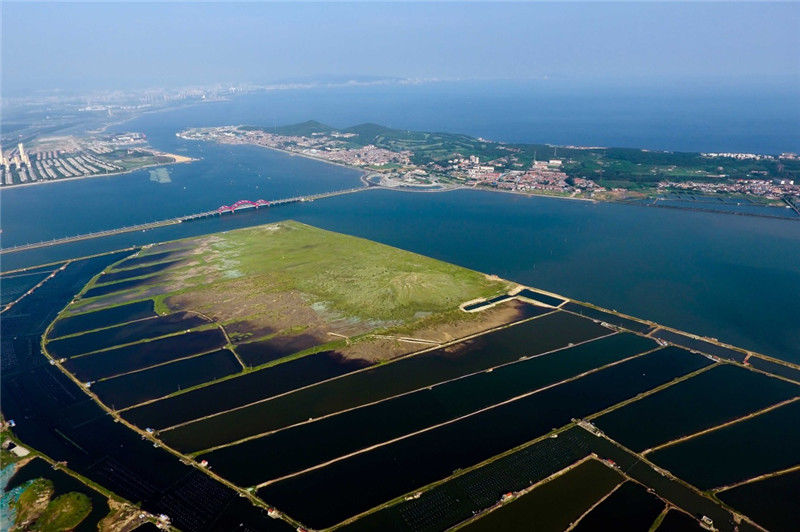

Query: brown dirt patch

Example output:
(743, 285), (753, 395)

(165, 278), (372, 347)
(98, 500), (148, 532)
(337, 299), (536, 363)
(413, 299), (535, 343)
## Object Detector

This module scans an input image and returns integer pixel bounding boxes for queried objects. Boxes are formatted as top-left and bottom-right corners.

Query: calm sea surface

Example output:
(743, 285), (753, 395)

(2, 82), (799, 362)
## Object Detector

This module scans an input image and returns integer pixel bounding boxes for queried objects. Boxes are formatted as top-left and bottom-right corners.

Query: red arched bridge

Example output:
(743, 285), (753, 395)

(216, 199), (271, 213)
(2, 186), (372, 254)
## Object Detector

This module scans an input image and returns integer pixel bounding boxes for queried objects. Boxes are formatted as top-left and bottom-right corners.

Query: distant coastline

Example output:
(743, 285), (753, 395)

(186, 127), (798, 219)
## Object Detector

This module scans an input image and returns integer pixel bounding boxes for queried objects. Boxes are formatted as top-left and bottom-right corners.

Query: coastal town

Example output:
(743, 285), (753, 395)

(658, 177), (799, 198)
(177, 126), (606, 197)
(0, 133), (192, 187)
(178, 125), (800, 205)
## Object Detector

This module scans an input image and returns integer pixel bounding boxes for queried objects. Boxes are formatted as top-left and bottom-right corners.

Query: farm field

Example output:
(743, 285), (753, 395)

(11, 221), (794, 531)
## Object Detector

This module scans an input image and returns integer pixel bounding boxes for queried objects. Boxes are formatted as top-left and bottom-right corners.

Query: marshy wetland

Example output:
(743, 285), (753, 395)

(3, 220), (798, 531)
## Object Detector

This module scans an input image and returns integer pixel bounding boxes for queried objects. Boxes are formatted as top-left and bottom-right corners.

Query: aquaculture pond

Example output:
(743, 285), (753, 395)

(80, 276), (162, 299)
(257, 348), (709, 527)
(47, 299), (156, 339)
(595, 364), (799, 451)
(571, 431), (743, 531)
(461, 294), (514, 311)
(122, 350), (373, 428)
(64, 328), (227, 381)
(0, 254), (297, 532)
(46, 312), (210, 358)
(90, 348), (241, 408)
(95, 259), (183, 284)
(6, 458), (111, 532)
(342, 427), (594, 532)
(194, 333), (656, 477)
(652, 329), (747, 363)
(648, 400), (800, 489)
(112, 249), (185, 269)
(515, 288), (565, 308)
(746, 357), (800, 384)
(718, 469), (800, 532)
(572, 481), (665, 531)
(646, 195), (800, 219)
(236, 333), (325, 367)
(461, 459), (622, 532)
(133, 310), (605, 432)
(561, 301), (654, 334)
(1, 271), (51, 305)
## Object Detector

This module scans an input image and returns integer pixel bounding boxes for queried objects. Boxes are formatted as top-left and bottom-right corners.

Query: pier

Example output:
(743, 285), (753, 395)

(0, 186), (370, 255)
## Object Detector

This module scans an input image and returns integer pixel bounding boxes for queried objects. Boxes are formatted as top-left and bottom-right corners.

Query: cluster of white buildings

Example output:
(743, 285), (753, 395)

(701, 152), (799, 162)
(1, 144), (31, 184)
(0, 137), (136, 186)
(658, 178), (799, 199)
(702, 152), (775, 161)
(180, 126), (412, 168)
(445, 156), (600, 195)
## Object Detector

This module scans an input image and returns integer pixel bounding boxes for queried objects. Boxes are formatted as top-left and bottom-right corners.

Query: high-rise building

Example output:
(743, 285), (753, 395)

(18, 143), (30, 166)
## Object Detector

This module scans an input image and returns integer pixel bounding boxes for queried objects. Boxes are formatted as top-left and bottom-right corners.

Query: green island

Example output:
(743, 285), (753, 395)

(179, 121), (800, 212)
(28, 220), (800, 532)
(11, 478), (54, 529)
(8, 478), (91, 532)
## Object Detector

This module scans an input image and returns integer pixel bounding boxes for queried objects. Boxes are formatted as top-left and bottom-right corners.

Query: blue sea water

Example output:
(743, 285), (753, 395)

(1, 81), (799, 363)
(126, 80), (800, 154)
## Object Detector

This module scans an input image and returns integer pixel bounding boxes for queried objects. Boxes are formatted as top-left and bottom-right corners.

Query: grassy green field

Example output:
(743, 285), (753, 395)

(212, 221), (509, 322)
(56, 221), (514, 368)
(71, 221), (510, 325)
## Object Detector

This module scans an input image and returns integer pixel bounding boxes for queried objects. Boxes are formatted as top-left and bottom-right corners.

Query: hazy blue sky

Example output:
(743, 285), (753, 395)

(3, 2), (798, 94)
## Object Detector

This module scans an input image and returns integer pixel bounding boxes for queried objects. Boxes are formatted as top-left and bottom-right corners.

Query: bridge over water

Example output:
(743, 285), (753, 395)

(1, 186), (370, 255)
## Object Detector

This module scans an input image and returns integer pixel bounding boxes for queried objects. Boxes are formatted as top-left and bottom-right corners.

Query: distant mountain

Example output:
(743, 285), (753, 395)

(343, 123), (398, 143)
